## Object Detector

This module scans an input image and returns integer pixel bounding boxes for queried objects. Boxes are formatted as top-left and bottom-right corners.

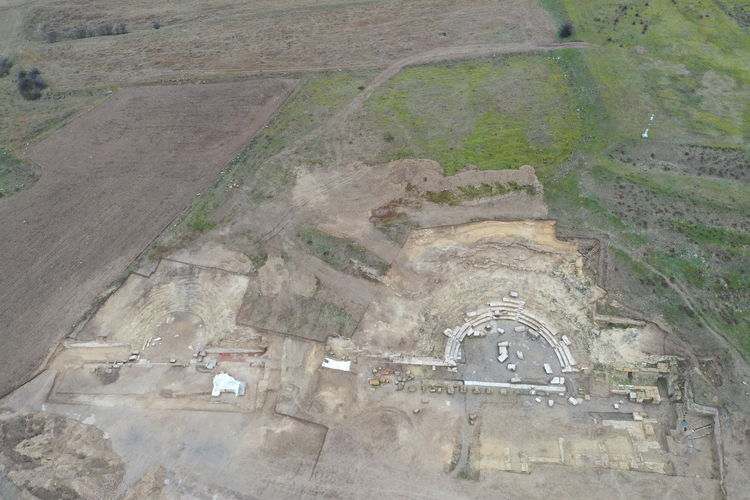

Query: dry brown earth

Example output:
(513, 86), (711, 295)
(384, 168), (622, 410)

(17, 0), (556, 89)
(0, 79), (296, 398)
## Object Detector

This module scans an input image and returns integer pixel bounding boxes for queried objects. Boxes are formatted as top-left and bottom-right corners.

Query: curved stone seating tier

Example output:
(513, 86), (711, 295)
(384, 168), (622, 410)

(561, 344), (577, 367)
(516, 311), (558, 349)
(470, 312), (494, 328)
(443, 297), (577, 371)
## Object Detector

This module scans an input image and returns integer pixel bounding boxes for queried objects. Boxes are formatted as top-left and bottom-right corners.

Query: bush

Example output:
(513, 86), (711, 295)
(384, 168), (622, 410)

(17, 68), (48, 100)
(96, 23), (115, 36)
(45, 22), (127, 43)
(0, 57), (12, 78)
(152, 20), (161, 29)
(559, 21), (574, 38)
(73, 26), (91, 39)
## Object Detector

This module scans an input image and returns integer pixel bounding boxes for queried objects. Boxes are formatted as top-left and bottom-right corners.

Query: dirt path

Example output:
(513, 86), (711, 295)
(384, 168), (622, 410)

(258, 41), (589, 242)
(0, 6), (24, 53)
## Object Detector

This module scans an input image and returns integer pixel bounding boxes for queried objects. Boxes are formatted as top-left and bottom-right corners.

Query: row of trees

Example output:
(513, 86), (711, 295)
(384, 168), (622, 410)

(46, 22), (127, 43)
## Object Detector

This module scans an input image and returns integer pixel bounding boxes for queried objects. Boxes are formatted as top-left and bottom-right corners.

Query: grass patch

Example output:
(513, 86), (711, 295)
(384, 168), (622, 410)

(668, 220), (750, 256)
(562, 0), (750, 143)
(0, 148), (38, 196)
(280, 296), (357, 340)
(185, 200), (217, 234)
(297, 228), (389, 275)
(242, 290), (357, 341)
(376, 216), (419, 247)
(426, 181), (534, 206)
(365, 55), (581, 178)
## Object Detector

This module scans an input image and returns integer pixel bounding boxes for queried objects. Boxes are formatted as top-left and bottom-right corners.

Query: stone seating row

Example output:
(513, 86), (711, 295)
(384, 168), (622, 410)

(443, 298), (577, 371)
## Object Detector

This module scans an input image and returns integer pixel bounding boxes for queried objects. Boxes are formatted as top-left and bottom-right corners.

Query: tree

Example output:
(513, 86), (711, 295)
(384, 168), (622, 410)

(17, 68), (48, 100)
(559, 21), (574, 39)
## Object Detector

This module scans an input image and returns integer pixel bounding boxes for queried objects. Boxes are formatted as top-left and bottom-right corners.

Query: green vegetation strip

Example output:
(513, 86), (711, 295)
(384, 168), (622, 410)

(669, 220), (750, 256)
(297, 228), (389, 275)
(426, 182), (536, 206)
(243, 289), (357, 340)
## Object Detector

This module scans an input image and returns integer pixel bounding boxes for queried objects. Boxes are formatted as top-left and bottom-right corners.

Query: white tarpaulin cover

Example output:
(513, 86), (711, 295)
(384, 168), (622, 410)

(321, 358), (351, 372)
(212, 373), (246, 397)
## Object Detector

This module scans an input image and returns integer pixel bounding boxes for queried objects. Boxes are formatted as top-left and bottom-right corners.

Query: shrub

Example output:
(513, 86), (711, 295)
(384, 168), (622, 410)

(45, 31), (60, 43)
(73, 26), (91, 39)
(46, 22), (128, 43)
(152, 20), (161, 29)
(0, 57), (12, 78)
(96, 23), (115, 36)
(559, 21), (574, 38)
(17, 68), (48, 100)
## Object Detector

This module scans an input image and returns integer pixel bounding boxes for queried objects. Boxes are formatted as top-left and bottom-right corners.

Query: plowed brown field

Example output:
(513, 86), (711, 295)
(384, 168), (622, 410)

(0, 79), (296, 397)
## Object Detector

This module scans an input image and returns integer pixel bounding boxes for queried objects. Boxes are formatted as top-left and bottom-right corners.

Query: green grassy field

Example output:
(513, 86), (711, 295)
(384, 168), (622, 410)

(363, 55), (582, 178)
(538, 0), (750, 355)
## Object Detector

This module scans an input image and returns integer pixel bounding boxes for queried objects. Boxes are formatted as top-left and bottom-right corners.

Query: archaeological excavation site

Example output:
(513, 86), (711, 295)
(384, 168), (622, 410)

(3, 0), (750, 496)
(0, 166), (728, 498)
